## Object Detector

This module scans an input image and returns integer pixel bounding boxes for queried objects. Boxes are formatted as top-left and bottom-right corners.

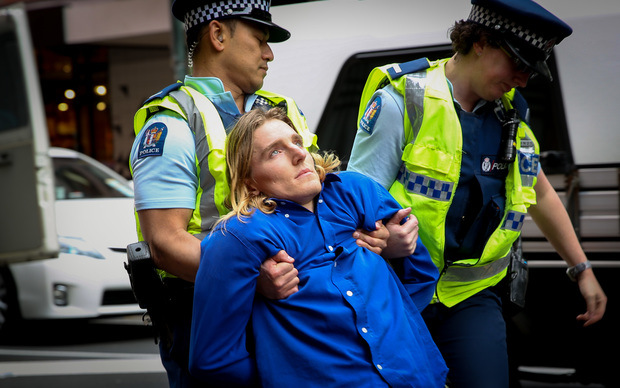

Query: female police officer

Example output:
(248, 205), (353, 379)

(347, 0), (607, 386)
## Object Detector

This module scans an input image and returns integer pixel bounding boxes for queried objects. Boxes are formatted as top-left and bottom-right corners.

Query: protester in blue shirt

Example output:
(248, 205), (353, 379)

(189, 108), (448, 387)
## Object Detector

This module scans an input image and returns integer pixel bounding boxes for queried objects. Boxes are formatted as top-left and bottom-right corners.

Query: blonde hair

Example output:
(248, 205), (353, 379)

(218, 107), (340, 227)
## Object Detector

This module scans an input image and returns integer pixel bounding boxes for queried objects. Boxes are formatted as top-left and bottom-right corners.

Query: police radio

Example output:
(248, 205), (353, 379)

(498, 108), (520, 163)
(125, 241), (170, 309)
(125, 241), (174, 345)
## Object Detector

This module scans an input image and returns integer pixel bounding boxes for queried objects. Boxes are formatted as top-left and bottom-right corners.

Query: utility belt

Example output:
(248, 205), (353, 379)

(503, 237), (528, 316)
(441, 237), (528, 314)
(162, 277), (195, 309)
(125, 242), (194, 347)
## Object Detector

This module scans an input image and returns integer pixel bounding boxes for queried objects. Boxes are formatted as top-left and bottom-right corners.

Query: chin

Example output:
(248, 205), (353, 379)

(486, 90), (505, 102)
(247, 81), (264, 95)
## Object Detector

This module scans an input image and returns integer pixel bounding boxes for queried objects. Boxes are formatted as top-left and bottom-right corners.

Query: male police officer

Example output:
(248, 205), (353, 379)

(130, 1), (415, 386)
(348, 0), (607, 387)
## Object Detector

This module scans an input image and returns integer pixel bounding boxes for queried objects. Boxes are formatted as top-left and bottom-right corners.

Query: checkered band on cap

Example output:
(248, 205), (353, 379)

(184, 0), (270, 32)
(468, 4), (555, 54)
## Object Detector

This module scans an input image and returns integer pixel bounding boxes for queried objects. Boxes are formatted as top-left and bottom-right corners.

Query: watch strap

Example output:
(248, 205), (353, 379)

(566, 260), (592, 282)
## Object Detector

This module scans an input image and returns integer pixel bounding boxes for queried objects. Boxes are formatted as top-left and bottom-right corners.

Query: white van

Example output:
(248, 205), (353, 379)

(266, 1), (619, 385)
(0, 3), (142, 333)
(0, 4), (58, 267)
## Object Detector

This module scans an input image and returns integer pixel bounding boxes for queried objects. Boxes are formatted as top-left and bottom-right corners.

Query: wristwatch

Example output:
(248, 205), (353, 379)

(566, 260), (592, 282)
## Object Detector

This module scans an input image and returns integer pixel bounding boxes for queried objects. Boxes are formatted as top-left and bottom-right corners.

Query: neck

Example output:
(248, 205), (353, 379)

(193, 62), (247, 113)
(228, 88), (247, 114)
(445, 54), (480, 112)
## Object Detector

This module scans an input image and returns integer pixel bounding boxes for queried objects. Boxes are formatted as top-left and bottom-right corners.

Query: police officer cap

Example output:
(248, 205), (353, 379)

(468, 0), (572, 80)
(172, 0), (290, 43)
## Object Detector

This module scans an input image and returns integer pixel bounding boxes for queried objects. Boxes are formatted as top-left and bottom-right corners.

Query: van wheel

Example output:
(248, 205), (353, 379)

(0, 268), (19, 336)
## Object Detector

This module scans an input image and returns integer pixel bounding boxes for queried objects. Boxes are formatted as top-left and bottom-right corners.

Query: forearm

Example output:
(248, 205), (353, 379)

(148, 232), (200, 282)
(529, 171), (607, 325)
(528, 173), (586, 267)
(138, 208), (200, 282)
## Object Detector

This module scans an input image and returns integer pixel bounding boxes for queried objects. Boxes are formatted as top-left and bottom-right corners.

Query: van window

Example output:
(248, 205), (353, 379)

(0, 19), (28, 132)
(518, 53), (572, 174)
(53, 156), (134, 200)
(316, 45), (572, 174)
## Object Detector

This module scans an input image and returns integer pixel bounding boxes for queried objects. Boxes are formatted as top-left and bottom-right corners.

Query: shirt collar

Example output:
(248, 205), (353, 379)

(270, 173), (342, 211)
(184, 76), (229, 98)
(184, 75), (258, 128)
(183, 76), (256, 110)
(446, 78), (492, 114)
(323, 172), (342, 184)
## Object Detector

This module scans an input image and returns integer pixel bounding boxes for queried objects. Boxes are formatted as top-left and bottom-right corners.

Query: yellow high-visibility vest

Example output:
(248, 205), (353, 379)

(132, 84), (318, 241)
(360, 59), (540, 307)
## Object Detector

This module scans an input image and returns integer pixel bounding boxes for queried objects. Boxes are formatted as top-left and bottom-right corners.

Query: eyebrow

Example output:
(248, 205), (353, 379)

(258, 133), (303, 158)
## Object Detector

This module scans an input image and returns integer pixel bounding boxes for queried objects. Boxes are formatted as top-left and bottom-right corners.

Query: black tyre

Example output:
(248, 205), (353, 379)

(0, 267), (20, 337)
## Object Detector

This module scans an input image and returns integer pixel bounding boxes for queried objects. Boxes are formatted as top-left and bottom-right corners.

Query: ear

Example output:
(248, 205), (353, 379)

(245, 179), (261, 196)
(208, 20), (225, 51)
(473, 41), (484, 56)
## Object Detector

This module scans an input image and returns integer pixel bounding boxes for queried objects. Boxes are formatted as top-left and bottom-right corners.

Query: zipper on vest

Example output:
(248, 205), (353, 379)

(433, 260), (452, 304)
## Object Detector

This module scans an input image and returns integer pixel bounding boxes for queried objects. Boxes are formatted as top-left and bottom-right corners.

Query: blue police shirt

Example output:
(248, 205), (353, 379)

(131, 76), (262, 212)
(190, 171), (448, 387)
(446, 101), (508, 260)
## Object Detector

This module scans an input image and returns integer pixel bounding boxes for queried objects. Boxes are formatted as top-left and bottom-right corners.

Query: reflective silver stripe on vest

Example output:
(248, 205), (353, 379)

(404, 72), (427, 145)
(501, 210), (527, 231)
(518, 136), (538, 188)
(169, 90), (218, 240)
(396, 164), (454, 201)
(442, 253), (510, 282)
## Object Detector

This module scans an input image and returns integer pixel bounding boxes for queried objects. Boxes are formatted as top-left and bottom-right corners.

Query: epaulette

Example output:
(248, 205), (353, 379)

(511, 89), (529, 122)
(143, 82), (184, 105)
(387, 58), (430, 80)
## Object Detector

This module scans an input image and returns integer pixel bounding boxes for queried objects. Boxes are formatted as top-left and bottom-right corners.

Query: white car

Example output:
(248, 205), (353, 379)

(0, 147), (143, 329)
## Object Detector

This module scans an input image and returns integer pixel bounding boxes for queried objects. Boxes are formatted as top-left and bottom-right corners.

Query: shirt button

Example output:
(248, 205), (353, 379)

(285, 214), (290, 218)
(361, 327), (368, 333)
(376, 364), (383, 370)
(328, 246), (333, 251)
(346, 290), (353, 297)
(318, 199), (324, 203)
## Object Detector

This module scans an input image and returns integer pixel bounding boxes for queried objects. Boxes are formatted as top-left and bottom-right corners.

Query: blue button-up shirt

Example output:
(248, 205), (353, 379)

(190, 171), (448, 387)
